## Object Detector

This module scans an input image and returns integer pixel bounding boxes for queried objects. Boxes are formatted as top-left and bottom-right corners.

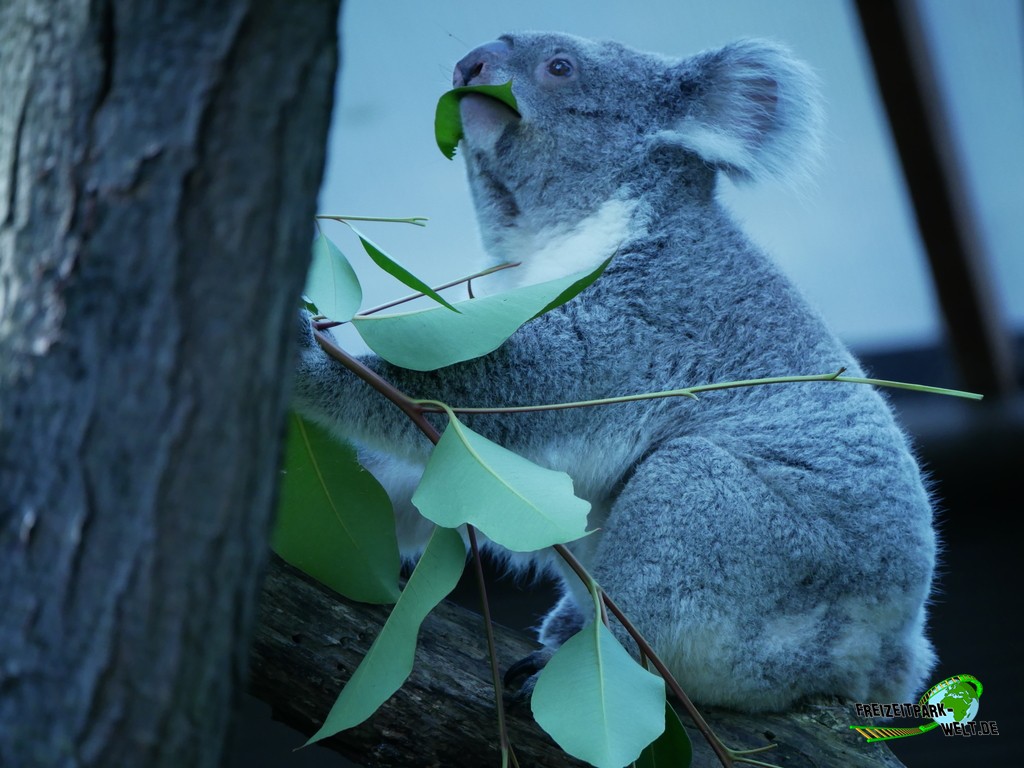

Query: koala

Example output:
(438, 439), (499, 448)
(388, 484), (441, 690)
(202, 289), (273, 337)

(293, 32), (937, 712)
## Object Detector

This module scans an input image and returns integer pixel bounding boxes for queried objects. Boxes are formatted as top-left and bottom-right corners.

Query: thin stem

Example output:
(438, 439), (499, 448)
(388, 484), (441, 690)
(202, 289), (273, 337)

(467, 526), (516, 767)
(316, 214), (428, 226)
(833, 375), (983, 399)
(586, 573), (609, 627)
(415, 368), (981, 416)
(416, 389), (697, 415)
(355, 262), (521, 317)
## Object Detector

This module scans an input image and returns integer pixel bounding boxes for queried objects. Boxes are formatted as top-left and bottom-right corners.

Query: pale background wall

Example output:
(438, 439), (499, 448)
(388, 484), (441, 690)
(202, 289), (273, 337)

(318, 0), (1023, 355)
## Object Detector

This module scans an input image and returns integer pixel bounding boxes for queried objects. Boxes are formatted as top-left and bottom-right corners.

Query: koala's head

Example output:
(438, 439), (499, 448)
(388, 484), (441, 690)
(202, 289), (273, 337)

(452, 32), (822, 247)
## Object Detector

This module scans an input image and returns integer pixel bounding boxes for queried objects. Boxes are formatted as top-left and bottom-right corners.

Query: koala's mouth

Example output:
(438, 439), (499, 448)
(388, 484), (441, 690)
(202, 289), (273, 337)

(459, 93), (521, 131)
(435, 83), (520, 159)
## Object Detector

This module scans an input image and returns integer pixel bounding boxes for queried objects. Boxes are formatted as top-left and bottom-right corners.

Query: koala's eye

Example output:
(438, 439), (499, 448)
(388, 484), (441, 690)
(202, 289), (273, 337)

(547, 58), (574, 77)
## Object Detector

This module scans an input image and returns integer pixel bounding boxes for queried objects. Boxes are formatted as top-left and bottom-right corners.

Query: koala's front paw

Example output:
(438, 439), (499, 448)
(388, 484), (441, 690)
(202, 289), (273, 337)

(503, 648), (555, 707)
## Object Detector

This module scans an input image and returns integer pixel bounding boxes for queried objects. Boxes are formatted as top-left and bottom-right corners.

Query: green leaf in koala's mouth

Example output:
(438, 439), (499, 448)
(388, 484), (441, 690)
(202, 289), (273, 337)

(434, 81), (519, 160)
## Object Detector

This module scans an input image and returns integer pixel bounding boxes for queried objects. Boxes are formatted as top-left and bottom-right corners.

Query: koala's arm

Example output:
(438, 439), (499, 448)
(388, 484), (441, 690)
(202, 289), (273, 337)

(292, 308), (590, 465)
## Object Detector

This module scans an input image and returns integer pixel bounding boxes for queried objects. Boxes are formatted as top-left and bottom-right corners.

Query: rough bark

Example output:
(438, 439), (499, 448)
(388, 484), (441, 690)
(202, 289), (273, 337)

(0, 2), (339, 766)
(251, 556), (908, 768)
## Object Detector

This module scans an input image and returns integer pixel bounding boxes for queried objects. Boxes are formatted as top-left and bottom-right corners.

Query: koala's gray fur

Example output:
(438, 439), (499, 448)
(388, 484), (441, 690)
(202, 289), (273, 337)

(294, 32), (937, 712)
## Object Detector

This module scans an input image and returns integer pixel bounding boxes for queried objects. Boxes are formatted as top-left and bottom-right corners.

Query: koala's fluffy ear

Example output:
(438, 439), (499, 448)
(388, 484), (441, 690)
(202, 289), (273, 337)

(659, 40), (824, 184)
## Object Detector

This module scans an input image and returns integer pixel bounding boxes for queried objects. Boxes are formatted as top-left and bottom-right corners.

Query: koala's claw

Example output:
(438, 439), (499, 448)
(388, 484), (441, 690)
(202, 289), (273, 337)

(504, 650), (546, 687)
(503, 676), (537, 708)
(503, 648), (554, 706)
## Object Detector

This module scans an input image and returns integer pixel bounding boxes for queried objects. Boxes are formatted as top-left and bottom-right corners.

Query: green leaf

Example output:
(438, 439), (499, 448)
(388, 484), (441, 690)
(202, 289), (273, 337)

(532, 621), (666, 768)
(352, 260), (606, 371)
(533, 257), (611, 319)
(272, 413), (400, 604)
(305, 526), (467, 744)
(353, 228), (459, 313)
(635, 703), (693, 768)
(305, 233), (362, 321)
(435, 81), (520, 159)
(412, 415), (590, 552)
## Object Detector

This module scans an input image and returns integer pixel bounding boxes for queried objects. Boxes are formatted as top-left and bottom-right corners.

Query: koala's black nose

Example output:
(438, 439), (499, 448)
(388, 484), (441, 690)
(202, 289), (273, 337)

(453, 39), (511, 87)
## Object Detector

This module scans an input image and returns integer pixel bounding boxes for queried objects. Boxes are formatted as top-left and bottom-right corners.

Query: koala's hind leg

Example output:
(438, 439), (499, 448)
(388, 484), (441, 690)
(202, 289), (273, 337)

(588, 436), (848, 712)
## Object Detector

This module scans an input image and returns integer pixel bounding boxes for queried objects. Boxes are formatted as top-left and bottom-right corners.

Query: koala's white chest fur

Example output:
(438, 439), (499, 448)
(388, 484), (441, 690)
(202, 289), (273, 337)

(475, 197), (638, 295)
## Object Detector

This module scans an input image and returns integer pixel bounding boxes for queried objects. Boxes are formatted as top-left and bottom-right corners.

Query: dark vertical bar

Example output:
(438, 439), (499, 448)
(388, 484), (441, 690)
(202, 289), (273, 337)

(854, 0), (1016, 399)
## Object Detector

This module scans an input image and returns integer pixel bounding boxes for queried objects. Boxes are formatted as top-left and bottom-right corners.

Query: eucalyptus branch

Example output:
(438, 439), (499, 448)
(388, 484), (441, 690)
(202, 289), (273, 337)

(312, 323), (438, 439)
(316, 214), (429, 226)
(416, 368), (982, 416)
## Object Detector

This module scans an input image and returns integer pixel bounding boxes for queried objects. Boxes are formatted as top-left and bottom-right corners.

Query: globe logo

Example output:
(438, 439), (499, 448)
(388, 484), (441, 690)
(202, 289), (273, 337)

(921, 674), (983, 727)
(850, 674), (991, 742)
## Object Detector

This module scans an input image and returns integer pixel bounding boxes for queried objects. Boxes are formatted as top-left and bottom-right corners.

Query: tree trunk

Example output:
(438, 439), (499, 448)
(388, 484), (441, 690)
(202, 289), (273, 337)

(0, 2), (339, 766)
(251, 556), (908, 768)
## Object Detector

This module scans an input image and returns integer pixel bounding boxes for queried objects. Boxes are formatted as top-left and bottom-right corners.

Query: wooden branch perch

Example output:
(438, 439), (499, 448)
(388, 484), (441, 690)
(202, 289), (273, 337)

(249, 556), (907, 768)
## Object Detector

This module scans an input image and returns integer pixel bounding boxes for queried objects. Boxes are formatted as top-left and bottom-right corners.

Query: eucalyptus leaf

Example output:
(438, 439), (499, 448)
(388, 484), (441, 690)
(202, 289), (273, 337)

(532, 621), (666, 768)
(352, 228), (460, 313)
(435, 81), (519, 159)
(352, 260), (607, 371)
(412, 415), (590, 552)
(635, 703), (693, 768)
(305, 233), (362, 321)
(273, 413), (400, 604)
(533, 257), (612, 319)
(306, 526), (467, 744)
